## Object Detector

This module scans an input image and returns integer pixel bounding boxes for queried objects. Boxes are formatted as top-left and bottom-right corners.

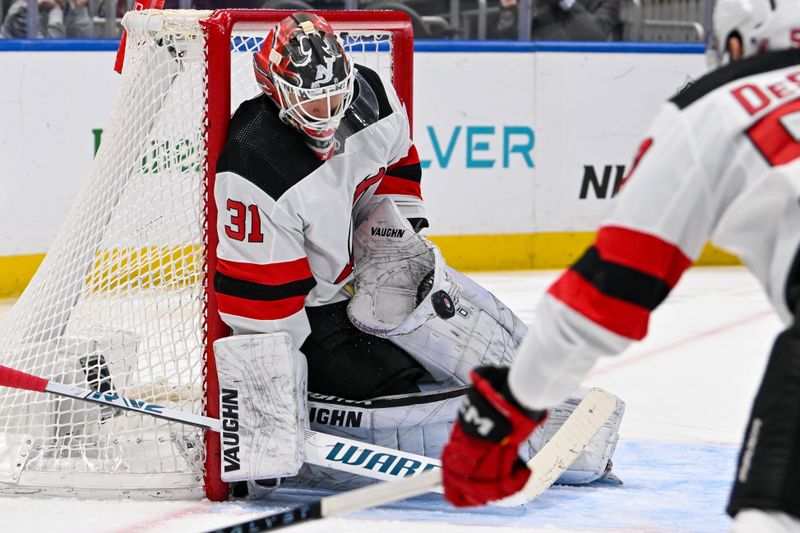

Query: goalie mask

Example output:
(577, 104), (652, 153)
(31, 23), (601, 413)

(254, 13), (355, 160)
(709, 0), (800, 66)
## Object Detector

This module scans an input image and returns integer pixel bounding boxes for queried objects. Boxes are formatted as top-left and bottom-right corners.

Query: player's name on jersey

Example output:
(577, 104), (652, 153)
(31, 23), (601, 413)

(731, 68), (800, 115)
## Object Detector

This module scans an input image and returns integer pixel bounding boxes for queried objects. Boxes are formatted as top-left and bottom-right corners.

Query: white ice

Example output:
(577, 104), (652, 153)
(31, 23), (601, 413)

(0, 266), (782, 532)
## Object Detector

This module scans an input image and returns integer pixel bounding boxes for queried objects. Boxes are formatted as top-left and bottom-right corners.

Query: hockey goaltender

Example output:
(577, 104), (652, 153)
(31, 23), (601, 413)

(211, 12), (625, 498)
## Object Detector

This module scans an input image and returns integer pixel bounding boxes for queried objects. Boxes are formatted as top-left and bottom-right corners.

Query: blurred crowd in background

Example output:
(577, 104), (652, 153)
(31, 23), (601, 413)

(0, 0), (709, 42)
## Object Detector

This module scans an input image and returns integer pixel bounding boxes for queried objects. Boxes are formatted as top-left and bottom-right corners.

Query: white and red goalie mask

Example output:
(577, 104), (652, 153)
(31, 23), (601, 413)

(253, 13), (355, 160)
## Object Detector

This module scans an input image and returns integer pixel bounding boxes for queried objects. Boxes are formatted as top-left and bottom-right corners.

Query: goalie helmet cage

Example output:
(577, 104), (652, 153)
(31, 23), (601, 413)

(0, 9), (412, 501)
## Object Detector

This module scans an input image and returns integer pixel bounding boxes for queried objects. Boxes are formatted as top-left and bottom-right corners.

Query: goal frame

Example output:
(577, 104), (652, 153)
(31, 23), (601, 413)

(200, 9), (414, 501)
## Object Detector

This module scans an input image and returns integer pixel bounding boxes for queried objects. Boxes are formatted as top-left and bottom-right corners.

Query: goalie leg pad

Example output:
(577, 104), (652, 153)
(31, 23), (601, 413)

(522, 386), (626, 485)
(348, 198), (527, 385)
(727, 315), (800, 518)
(387, 266), (528, 385)
(214, 332), (308, 483)
(284, 386), (624, 490)
(284, 387), (467, 491)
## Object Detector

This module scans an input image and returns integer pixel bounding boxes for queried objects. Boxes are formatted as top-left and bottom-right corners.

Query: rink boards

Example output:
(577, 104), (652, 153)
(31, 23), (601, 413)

(0, 40), (723, 296)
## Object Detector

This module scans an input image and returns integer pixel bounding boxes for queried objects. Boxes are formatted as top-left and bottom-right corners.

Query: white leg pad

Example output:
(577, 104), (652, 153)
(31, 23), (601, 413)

(522, 386), (626, 484)
(387, 266), (528, 384)
(214, 332), (308, 482)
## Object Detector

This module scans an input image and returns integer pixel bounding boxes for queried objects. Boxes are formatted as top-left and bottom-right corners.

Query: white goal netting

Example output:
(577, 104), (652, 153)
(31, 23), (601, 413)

(0, 9), (405, 499)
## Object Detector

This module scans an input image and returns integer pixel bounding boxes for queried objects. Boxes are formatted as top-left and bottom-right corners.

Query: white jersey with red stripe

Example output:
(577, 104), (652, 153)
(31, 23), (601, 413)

(509, 49), (800, 410)
(214, 64), (424, 348)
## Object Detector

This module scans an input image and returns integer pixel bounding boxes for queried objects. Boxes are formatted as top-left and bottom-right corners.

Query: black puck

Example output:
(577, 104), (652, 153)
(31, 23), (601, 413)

(431, 290), (456, 319)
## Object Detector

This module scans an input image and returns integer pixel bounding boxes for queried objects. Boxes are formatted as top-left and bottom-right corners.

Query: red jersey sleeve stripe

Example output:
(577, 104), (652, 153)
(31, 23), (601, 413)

(217, 292), (306, 321)
(595, 226), (691, 288)
(217, 257), (312, 286)
(387, 145), (421, 173)
(375, 177), (422, 198)
(378, 145), (422, 198)
(548, 269), (651, 340)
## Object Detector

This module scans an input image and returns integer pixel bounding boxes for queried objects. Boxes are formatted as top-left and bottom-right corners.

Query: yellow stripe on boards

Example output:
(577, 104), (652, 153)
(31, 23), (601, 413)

(427, 232), (741, 271)
(427, 233), (596, 271)
(85, 245), (203, 293)
(0, 254), (45, 297)
(0, 233), (741, 298)
(0, 246), (203, 298)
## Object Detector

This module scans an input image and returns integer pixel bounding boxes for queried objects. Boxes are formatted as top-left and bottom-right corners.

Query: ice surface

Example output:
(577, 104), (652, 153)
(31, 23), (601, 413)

(0, 266), (781, 532)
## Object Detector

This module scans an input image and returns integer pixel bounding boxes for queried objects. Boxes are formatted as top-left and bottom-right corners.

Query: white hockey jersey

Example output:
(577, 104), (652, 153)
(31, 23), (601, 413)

(214, 65), (425, 348)
(509, 49), (800, 410)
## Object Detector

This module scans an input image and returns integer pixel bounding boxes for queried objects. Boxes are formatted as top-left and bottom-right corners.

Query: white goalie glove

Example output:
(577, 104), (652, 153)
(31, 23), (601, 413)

(348, 198), (527, 385)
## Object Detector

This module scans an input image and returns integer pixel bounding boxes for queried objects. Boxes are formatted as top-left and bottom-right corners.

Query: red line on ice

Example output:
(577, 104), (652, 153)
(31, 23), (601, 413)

(111, 504), (209, 533)
(587, 308), (776, 378)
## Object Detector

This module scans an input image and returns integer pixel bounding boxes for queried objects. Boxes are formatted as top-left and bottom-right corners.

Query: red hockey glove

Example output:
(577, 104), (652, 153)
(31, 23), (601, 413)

(442, 366), (546, 507)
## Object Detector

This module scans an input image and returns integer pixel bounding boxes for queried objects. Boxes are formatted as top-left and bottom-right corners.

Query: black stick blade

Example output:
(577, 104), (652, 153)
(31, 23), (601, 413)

(206, 502), (322, 533)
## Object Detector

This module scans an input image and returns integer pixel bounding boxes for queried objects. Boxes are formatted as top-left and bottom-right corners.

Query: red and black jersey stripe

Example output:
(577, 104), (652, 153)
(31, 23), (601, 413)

(548, 226), (691, 340)
(353, 168), (386, 205)
(377, 145), (422, 199)
(670, 49), (800, 110)
(214, 257), (316, 320)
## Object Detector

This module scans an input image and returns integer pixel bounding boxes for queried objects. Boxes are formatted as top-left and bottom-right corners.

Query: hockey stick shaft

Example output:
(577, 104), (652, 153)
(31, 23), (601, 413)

(0, 364), (224, 430)
(0, 364), (441, 483)
(206, 470), (442, 533)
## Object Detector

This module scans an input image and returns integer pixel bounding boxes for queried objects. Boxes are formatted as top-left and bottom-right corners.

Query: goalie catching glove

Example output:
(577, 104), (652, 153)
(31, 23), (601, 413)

(442, 366), (546, 507)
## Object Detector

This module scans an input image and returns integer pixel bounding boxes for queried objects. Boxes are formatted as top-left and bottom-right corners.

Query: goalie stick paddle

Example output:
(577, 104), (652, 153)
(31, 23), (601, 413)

(205, 387), (618, 532)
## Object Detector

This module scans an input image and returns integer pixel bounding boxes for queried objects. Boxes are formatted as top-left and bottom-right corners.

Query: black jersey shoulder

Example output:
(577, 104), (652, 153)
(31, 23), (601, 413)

(216, 94), (323, 201)
(671, 49), (800, 110)
(353, 63), (393, 120)
(332, 64), (397, 153)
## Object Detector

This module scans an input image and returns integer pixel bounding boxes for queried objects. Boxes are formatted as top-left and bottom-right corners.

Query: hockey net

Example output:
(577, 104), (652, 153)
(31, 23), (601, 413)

(0, 9), (412, 500)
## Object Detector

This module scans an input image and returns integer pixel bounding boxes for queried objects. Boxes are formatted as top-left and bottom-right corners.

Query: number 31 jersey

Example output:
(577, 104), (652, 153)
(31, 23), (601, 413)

(509, 49), (800, 410)
(213, 65), (424, 348)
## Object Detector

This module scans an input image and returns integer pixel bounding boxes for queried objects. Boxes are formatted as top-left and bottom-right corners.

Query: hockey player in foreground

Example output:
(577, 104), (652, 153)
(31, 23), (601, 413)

(441, 0), (800, 529)
(212, 12), (624, 496)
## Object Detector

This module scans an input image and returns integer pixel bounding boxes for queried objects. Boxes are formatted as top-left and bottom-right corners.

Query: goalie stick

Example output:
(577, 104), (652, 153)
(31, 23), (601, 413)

(0, 364), (617, 528)
(0, 364), (441, 485)
(205, 387), (618, 532)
